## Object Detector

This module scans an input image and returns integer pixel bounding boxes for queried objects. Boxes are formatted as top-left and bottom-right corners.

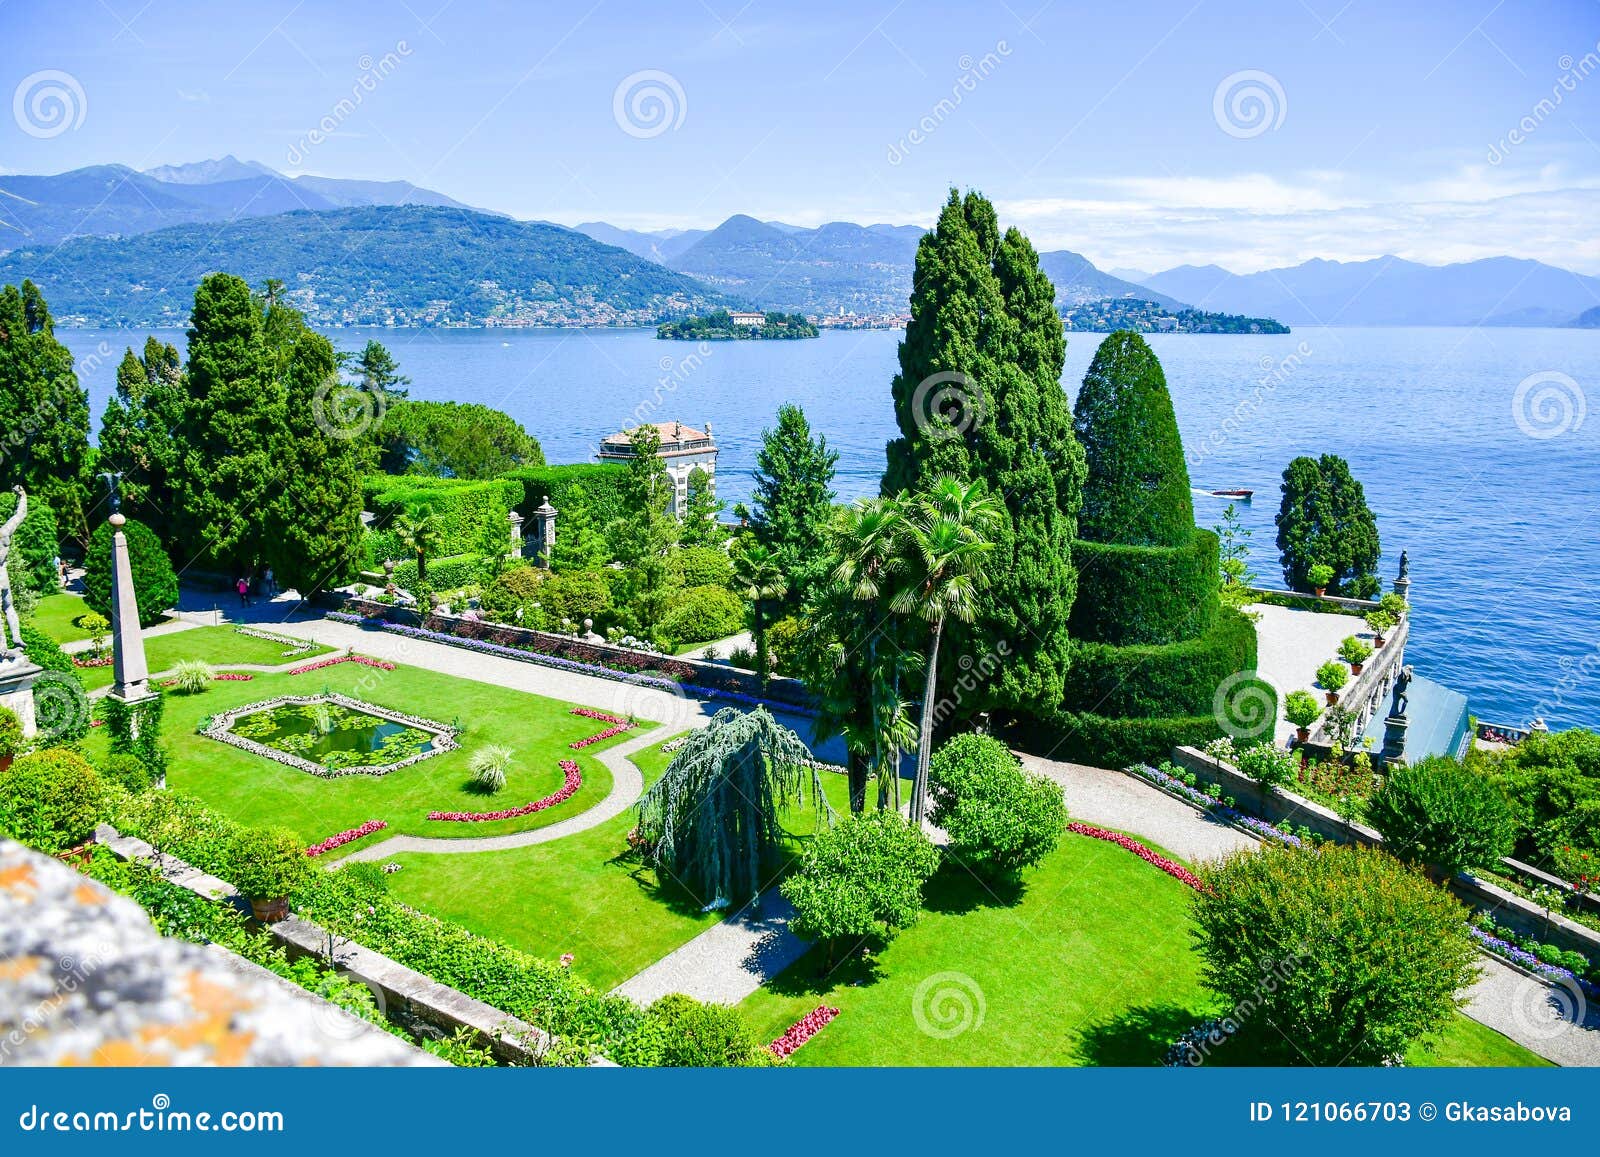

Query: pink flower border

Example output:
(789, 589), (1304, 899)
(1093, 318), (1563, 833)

(306, 819), (388, 857)
(289, 654), (395, 676)
(1067, 822), (1207, 892)
(428, 760), (582, 823)
(769, 1005), (840, 1058)
(571, 707), (630, 726)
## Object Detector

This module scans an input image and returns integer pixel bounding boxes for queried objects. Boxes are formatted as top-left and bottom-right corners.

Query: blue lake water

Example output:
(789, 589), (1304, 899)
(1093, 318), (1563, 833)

(58, 324), (1600, 732)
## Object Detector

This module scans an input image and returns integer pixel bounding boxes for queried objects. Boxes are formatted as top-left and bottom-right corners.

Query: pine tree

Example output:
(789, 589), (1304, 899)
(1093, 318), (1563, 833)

(0, 280), (91, 544)
(882, 190), (1083, 714)
(749, 403), (837, 611)
(1275, 454), (1382, 597)
(98, 337), (185, 545)
(352, 339), (410, 398)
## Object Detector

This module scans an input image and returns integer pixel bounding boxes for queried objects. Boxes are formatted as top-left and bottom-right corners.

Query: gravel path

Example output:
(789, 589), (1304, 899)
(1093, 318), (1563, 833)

(611, 893), (809, 1006)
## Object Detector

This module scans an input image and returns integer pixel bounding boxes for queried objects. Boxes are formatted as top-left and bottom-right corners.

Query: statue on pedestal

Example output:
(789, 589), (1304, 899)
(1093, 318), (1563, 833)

(1, 486), (28, 661)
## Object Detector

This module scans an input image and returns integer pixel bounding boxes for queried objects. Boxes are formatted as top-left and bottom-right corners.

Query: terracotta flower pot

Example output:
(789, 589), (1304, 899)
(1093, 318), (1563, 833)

(249, 896), (290, 924)
(1314, 587), (1327, 597)
(1296, 727), (1311, 744)
(1351, 662), (1364, 676)
(1325, 691), (1339, 706)
(0, 754), (12, 775)
(1373, 635), (1386, 648)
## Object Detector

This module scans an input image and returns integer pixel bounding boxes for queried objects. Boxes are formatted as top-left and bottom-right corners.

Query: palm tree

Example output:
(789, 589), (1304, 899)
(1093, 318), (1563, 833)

(891, 477), (1004, 826)
(732, 542), (788, 688)
(392, 511), (443, 586)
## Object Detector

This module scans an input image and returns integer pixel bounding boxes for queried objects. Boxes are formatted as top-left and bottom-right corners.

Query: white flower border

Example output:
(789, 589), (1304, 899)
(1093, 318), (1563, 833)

(201, 692), (460, 779)
(234, 624), (317, 657)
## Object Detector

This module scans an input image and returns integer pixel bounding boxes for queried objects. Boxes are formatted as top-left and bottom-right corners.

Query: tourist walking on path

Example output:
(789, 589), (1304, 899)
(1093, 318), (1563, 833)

(236, 576), (250, 608)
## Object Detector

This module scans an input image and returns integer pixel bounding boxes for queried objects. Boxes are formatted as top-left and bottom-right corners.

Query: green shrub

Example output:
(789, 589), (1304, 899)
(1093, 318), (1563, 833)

(1061, 607), (1259, 718)
(1307, 563), (1335, 589)
(226, 827), (315, 899)
(1192, 843), (1478, 1065)
(1283, 690), (1322, 731)
(1021, 709), (1236, 770)
(659, 584), (744, 647)
(1365, 608), (1397, 637)
(501, 463), (630, 525)
(668, 546), (734, 590)
(171, 659), (215, 694)
(928, 733), (1067, 878)
(470, 745), (513, 794)
(1367, 757), (1515, 876)
(1069, 531), (1220, 646)
(1233, 741), (1297, 789)
(479, 565), (546, 622)
(1337, 635), (1372, 666)
(0, 749), (106, 853)
(539, 568), (614, 629)
(393, 552), (485, 593)
(0, 706), (23, 759)
(782, 810), (939, 963)
(365, 476), (522, 562)
(1316, 660), (1349, 692)
(645, 993), (768, 1067)
(766, 616), (801, 673)
(99, 752), (153, 794)
(82, 517), (179, 628)
(0, 489), (60, 591)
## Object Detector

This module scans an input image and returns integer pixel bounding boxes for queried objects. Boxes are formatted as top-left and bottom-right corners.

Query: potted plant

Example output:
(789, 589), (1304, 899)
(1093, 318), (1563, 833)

(1338, 635), (1373, 675)
(227, 826), (314, 923)
(1307, 563), (1335, 597)
(0, 705), (23, 774)
(1316, 659), (1349, 705)
(1365, 608), (1396, 647)
(1284, 690), (1323, 744)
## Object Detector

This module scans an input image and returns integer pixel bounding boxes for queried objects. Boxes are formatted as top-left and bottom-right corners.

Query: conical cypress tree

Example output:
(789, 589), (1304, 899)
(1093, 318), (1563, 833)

(882, 190), (1084, 712)
(1074, 331), (1194, 547)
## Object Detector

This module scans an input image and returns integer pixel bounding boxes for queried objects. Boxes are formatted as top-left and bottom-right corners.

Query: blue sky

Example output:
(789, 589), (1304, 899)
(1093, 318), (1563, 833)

(2, 0), (1597, 272)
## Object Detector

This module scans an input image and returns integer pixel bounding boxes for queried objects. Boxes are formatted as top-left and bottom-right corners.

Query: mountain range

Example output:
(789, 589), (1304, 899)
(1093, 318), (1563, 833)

(1, 158), (1595, 328)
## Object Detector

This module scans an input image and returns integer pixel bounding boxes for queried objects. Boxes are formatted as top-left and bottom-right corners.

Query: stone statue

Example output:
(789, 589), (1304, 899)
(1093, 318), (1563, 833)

(1392, 664), (1414, 718)
(1398, 550), (1409, 582)
(1, 486), (27, 658)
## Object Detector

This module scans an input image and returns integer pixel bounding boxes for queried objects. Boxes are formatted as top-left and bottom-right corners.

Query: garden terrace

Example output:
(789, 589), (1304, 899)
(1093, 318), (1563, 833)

(84, 660), (652, 848)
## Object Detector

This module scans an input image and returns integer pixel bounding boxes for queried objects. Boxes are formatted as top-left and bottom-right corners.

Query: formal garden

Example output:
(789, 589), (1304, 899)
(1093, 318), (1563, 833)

(2, 194), (1598, 1069)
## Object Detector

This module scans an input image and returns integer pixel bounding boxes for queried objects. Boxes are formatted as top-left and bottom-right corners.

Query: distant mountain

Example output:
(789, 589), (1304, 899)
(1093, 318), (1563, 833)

(573, 222), (707, 264)
(0, 205), (725, 328)
(1036, 250), (1185, 310)
(1137, 256), (1600, 327)
(1569, 305), (1600, 328)
(0, 158), (473, 250)
(1107, 266), (1153, 283)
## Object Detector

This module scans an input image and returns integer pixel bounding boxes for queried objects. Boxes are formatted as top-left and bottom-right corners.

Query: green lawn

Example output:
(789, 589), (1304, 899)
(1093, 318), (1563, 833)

(29, 591), (107, 644)
(381, 736), (850, 991)
(737, 831), (1549, 1068)
(75, 626), (337, 690)
(86, 659), (652, 849)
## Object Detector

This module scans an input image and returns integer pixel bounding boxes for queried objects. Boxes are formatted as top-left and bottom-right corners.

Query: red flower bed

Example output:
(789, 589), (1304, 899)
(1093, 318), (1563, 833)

(213, 672), (254, 682)
(289, 654), (395, 676)
(571, 707), (630, 726)
(769, 1005), (840, 1058)
(1067, 822), (1206, 892)
(569, 723), (631, 749)
(72, 654), (113, 668)
(428, 760), (582, 822)
(306, 819), (388, 857)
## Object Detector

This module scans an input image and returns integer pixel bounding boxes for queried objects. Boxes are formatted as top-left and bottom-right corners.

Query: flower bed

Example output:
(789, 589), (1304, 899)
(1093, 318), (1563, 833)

(1067, 822), (1206, 892)
(72, 653), (113, 668)
(570, 723), (630, 749)
(1127, 763), (1303, 849)
(306, 819), (388, 857)
(235, 625), (315, 657)
(571, 707), (630, 726)
(288, 653), (396, 676)
(428, 760), (582, 823)
(156, 671), (256, 688)
(1469, 927), (1600, 999)
(769, 1005), (839, 1059)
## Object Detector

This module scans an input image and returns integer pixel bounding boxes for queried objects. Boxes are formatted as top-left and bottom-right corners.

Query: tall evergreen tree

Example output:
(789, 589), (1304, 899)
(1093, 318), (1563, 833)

(1275, 454), (1382, 598)
(0, 280), (91, 545)
(98, 337), (185, 546)
(680, 466), (725, 548)
(882, 190), (1083, 714)
(749, 403), (837, 612)
(610, 425), (678, 634)
(350, 339), (410, 398)
(170, 273), (282, 571)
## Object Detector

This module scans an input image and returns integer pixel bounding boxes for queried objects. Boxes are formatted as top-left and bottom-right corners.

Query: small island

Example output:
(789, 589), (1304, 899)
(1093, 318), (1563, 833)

(1062, 298), (1290, 334)
(657, 309), (819, 340)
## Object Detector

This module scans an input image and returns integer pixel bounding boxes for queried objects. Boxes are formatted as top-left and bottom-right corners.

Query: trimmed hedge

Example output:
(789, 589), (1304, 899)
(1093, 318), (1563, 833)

(502, 464), (630, 524)
(363, 476), (522, 563)
(1062, 606), (1259, 718)
(1070, 529), (1220, 646)
(1011, 708), (1239, 771)
(392, 552), (487, 593)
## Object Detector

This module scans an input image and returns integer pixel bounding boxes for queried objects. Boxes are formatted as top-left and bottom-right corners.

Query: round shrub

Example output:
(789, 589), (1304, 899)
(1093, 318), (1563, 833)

(1316, 660), (1349, 693)
(539, 568), (614, 628)
(0, 748), (106, 853)
(645, 993), (767, 1067)
(765, 616), (802, 673)
(480, 564), (545, 622)
(1283, 690), (1322, 731)
(99, 752), (153, 794)
(659, 584), (745, 648)
(1233, 741), (1296, 789)
(0, 705), (23, 759)
(226, 826), (315, 899)
(1069, 531), (1220, 646)
(929, 733), (1066, 878)
(82, 516), (179, 628)
(1366, 756), (1515, 876)
(1192, 843), (1478, 1065)
(668, 546), (734, 590)
(1338, 635), (1372, 666)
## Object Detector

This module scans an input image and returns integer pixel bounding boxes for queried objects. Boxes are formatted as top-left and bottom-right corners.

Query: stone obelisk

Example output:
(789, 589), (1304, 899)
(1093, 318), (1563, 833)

(107, 511), (155, 703)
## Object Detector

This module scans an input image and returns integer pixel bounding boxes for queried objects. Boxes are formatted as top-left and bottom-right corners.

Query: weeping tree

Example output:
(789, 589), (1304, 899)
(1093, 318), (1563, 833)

(635, 707), (833, 905)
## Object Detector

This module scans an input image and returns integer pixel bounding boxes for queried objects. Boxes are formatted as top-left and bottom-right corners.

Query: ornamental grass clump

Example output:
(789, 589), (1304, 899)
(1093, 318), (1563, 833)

(172, 659), (215, 695)
(1192, 843), (1477, 1066)
(469, 744), (513, 794)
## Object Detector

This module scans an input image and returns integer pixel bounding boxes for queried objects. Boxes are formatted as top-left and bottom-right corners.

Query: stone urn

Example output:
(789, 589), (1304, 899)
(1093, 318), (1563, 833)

(249, 895), (290, 924)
